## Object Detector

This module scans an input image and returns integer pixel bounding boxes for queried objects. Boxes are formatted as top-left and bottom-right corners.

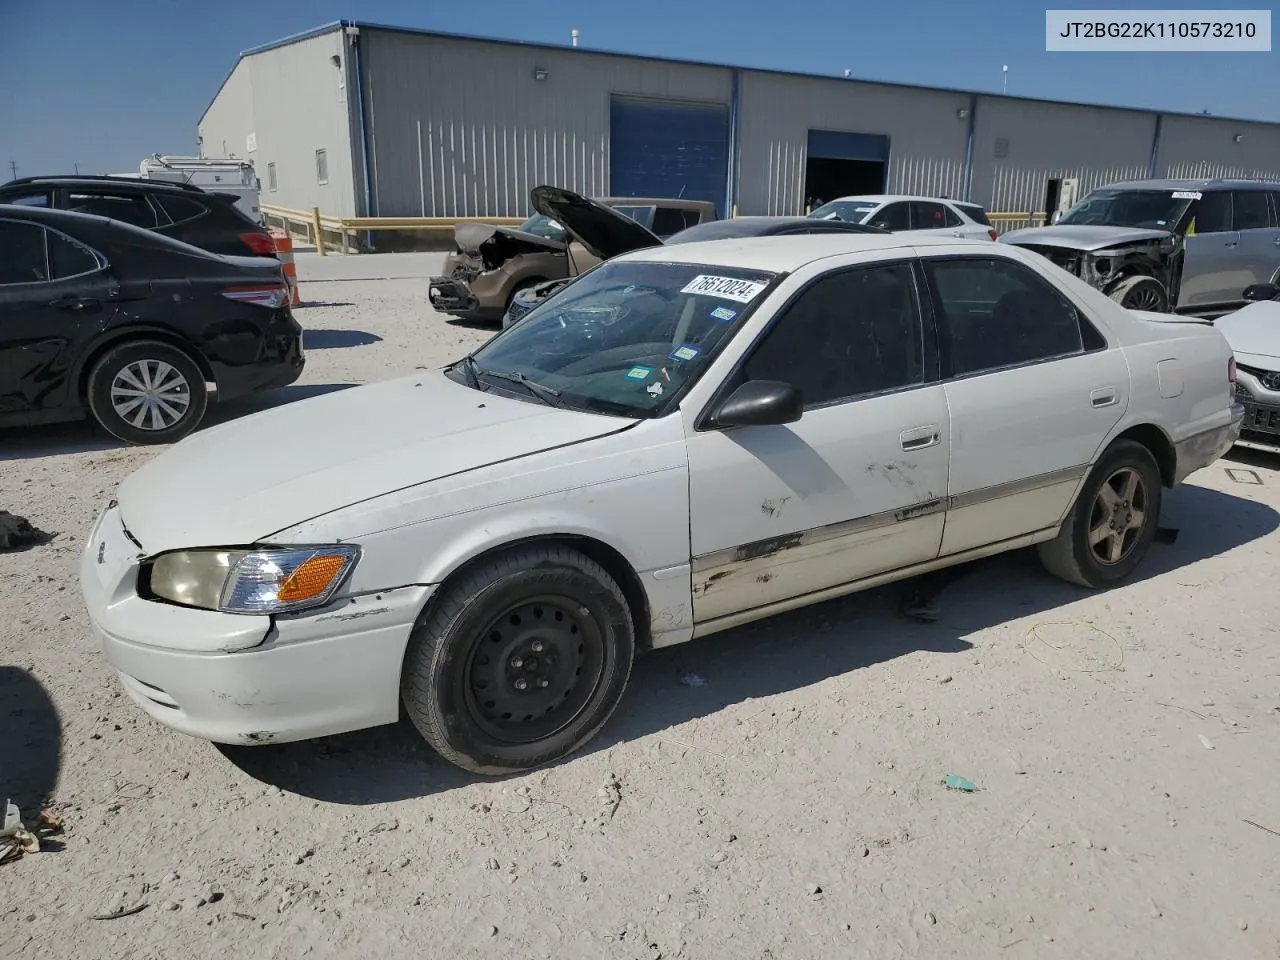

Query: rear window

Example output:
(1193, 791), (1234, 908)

(154, 194), (208, 226)
(955, 203), (991, 225)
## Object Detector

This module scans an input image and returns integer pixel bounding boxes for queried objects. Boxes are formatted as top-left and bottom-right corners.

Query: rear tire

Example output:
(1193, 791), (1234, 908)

(86, 340), (208, 445)
(400, 545), (635, 775)
(1037, 439), (1163, 588)
(1108, 275), (1169, 313)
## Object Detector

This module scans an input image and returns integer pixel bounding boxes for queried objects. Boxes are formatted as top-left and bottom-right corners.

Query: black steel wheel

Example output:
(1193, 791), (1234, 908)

(401, 545), (635, 775)
(1037, 439), (1163, 588)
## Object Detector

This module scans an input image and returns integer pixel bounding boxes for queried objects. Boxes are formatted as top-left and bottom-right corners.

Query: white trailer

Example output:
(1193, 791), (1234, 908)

(139, 155), (262, 223)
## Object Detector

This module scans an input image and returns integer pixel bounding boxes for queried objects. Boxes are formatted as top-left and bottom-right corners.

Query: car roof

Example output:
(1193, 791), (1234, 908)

(0, 174), (208, 195)
(667, 216), (882, 241)
(597, 196), (717, 210)
(613, 232), (989, 272)
(1099, 177), (1280, 192)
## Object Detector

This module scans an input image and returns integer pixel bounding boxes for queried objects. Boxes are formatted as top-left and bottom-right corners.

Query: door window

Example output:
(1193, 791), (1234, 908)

(910, 201), (951, 230)
(1232, 191), (1271, 231)
(1187, 191), (1233, 234)
(0, 220), (50, 284)
(66, 191), (160, 229)
(869, 203), (911, 231)
(651, 207), (690, 237)
(1, 191), (51, 207)
(743, 263), (924, 407)
(926, 257), (1089, 376)
(47, 230), (102, 278)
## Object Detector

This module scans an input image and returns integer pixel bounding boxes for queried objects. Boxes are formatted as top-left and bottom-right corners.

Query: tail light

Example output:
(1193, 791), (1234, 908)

(988, 229), (999, 241)
(1228, 356), (1237, 384)
(239, 231), (278, 257)
(223, 284), (288, 309)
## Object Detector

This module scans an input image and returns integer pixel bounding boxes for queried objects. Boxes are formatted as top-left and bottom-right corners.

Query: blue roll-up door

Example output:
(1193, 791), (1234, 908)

(807, 129), (890, 163)
(610, 96), (730, 216)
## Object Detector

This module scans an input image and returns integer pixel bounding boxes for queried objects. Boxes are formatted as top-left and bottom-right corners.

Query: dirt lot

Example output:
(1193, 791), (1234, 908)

(3, 252), (1280, 960)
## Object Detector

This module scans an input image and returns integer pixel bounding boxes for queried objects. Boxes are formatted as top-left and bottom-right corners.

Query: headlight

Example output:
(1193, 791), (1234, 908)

(147, 545), (359, 615)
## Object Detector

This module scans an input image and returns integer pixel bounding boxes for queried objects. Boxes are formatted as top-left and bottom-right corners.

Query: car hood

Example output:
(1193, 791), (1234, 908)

(1000, 224), (1173, 251)
(530, 185), (663, 261)
(115, 370), (634, 554)
(453, 222), (565, 255)
(1215, 301), (1280, 362)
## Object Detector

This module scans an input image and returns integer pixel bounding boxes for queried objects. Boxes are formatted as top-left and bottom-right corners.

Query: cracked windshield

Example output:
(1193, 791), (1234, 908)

(460, 261), (777, 417)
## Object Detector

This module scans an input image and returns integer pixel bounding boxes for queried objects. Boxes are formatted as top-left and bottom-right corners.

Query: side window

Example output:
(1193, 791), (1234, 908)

(743, 263), (923, 407)
(153, 194), (208, 226)
(869, 203), (911, 232)
(682, 209), (702, 228)
(267, 162), (278, 192)
(1187, 191), (1233, 234)
(66, 191), (159, 229)
(1269, 191), (1280, 227)
(940, 205), (964, 228)
(0, 221), (51, 284)
(1, 190), (51, 207)
(651, 207), (688, 237)
(1233, 191), (1270, 231)
(315, 148), (329, 185)
(47, 230), (102, 278)
(927, 257), (1086, 377)
(910, 201), (950, 230)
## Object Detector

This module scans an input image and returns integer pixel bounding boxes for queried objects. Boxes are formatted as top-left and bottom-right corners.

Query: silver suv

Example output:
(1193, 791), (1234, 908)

(1000, 178), (1280, 317)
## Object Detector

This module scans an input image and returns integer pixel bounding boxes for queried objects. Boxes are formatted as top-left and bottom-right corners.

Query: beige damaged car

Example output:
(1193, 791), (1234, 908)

(428, 190), (717, 323)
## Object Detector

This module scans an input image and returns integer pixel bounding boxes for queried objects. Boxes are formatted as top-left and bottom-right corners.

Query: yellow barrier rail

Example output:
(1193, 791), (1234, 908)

(261, 203), (1048, 254)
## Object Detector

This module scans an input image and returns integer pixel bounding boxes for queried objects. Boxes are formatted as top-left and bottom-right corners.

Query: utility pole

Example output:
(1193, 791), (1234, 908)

(74, 162), (80, 175)
(7, 160), (16, 180)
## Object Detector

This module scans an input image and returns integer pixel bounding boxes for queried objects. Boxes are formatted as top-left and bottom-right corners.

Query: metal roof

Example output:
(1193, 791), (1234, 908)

(201, 19), (1280, 130)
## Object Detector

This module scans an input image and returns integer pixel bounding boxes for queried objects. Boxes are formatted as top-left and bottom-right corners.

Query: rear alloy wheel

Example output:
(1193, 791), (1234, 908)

(401, 545), (635, 775)
(1109, 275), (1169, 313)
(87, 340), (208, 445)
(1037, 439), (1163, 588)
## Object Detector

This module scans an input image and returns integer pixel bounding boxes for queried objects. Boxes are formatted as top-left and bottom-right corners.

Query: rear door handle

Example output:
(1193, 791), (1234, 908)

(1091, 387), (1118, 407)
(50, 296), (99, 312)
(901, 425), (941, 451)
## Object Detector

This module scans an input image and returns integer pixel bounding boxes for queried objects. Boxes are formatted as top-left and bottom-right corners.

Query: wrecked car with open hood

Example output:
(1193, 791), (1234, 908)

(1000, 178), (1280, 317)
(428, 189), (715, 323)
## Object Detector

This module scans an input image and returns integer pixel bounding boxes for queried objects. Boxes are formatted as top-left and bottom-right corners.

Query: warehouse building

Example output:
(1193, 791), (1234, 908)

(199, 20), (1280, 226)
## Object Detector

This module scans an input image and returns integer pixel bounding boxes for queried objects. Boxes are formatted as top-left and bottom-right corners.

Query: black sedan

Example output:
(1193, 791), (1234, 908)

(0, 205), (304, 445)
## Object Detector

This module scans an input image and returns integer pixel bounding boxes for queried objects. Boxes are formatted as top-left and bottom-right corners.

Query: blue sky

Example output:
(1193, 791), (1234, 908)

(2, 0), (1275, 176)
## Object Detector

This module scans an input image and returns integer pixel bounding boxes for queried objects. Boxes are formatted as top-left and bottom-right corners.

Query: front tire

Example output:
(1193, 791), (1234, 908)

(401, 545), (635, 775)
(1037, 439), (1163, 588)
(86, 340), (209, 445)
(1108, 275), (1169, 313)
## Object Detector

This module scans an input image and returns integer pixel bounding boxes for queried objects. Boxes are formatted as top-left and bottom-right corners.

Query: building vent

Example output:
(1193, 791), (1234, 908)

(994, 137), (1010, 159)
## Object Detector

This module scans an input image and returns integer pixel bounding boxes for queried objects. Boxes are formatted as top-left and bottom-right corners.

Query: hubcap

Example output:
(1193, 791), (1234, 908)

(110, 360), (191, 431)
(1088, 466), (1147, 565)
(464, 597), (605, 744)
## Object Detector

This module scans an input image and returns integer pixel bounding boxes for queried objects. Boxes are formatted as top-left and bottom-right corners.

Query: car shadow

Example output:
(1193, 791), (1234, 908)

(219, 480), (1278, 805)
(444, 317), (502, 332)
(0, 667), (63, 821)
(301, 329), (383, 350)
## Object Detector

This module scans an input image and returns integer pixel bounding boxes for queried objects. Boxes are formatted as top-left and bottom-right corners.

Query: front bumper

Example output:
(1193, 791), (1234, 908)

(428, 276), (482, 318)
(1173, 402), (1245, 484)
(1238, 396), (1280, 450)
(79, 503), (430, 746)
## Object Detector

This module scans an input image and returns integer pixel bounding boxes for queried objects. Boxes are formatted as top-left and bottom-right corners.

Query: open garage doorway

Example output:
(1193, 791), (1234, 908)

(803, 130), (889, 211)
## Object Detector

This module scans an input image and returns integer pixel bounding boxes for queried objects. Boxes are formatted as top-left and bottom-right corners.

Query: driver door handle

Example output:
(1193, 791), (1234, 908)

(901, 425), (941, 451)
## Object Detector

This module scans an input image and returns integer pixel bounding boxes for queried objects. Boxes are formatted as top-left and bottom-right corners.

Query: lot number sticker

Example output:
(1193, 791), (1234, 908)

(1171, 191), (1203, 200)
(681, 275), (768, 304)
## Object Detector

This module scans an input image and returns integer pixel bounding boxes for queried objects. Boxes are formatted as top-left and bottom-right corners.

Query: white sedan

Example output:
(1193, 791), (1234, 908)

(80, 234), (1243, 775)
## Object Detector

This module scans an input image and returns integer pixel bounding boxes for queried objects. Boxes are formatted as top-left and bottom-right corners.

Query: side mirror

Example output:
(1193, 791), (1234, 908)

(1243, 282), (1280, 302)
(712, 380), (803, 429)
(1050, 210), (1062, 224)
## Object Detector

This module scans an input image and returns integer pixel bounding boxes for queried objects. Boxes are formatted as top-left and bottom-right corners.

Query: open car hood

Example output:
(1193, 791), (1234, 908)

(530, 185), (663, 261)
(1215, 301), (1280, 362)
(1001, 224), (1173, 252)
(453, 222), (565, 255)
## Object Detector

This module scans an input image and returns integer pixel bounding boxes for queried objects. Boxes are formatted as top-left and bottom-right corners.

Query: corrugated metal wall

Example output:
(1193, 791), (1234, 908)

(735, 72), (970, 215)
(198, 61), (255, 160)
(361, 29), (731, 218)
(969, 97), (1154, 215)
(1157, 115), (1280, 181)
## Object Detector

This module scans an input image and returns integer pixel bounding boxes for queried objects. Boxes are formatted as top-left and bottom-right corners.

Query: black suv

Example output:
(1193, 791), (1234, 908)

(0, 175), (277, 259)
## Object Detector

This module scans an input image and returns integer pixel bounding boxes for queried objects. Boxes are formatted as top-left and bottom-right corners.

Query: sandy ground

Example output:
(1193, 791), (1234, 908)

(3, 252), (1280, 960)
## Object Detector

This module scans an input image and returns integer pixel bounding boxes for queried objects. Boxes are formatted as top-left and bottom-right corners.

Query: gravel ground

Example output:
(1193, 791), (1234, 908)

(3, 252), (1280, 959)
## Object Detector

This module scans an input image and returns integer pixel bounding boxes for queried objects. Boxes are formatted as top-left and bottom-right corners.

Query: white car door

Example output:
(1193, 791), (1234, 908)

(680, 257), (951, 628)
(910, 200), (964, 238)
(920, 248), (1131, 556)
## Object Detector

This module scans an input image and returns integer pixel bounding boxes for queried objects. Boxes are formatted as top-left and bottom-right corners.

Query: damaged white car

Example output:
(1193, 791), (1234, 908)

(81, 234), (1242, 775)
(1216, 281), (1280, 452)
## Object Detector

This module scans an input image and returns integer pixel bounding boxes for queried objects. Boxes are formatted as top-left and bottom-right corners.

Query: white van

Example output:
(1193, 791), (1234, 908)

(139, 155), (262, 224)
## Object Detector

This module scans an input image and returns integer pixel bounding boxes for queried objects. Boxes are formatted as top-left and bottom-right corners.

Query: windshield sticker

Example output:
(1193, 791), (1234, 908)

(709, 305), (738, 323)
(1171, 191), (1202, 200)
(670, 345), (701, 362)
(681, 275), (768, 304)
(625, 365), (652, 381)
(646, 382), (664, 397)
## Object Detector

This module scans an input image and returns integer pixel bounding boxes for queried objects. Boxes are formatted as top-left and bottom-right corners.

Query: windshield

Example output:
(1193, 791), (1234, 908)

(518, 213), (567, 240)
(808, 199), (879, 223)
(1057, 190), (1193, 229)
(461, 259), (778, 418)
